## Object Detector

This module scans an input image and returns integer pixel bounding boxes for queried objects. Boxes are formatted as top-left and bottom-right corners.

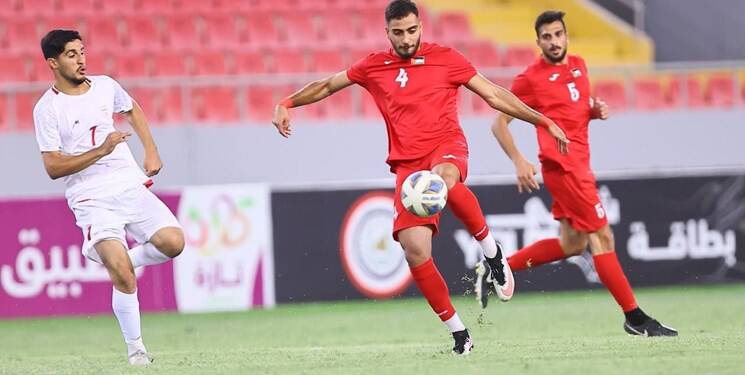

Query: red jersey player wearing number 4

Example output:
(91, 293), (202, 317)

(485, 11), (677, 337)
(272, 1), (570, 355)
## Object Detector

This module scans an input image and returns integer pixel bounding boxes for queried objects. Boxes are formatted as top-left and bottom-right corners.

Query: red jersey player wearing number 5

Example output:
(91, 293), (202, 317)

(272, 0), (569, 355)
(489, 11), (677, 336)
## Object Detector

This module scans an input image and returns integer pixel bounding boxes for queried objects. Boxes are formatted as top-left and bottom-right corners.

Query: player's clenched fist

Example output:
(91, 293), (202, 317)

(99, 131), (131, 155)
(272, 105), (292, 138)
(514, 157), (540, 193)
(591, 98), (610, 120)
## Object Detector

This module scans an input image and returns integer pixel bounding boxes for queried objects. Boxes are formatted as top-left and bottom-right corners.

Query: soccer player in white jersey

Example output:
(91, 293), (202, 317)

(33, 30), (185, 366)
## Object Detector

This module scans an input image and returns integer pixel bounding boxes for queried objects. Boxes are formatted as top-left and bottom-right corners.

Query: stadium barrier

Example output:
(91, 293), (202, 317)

(2, 173), (743, 318)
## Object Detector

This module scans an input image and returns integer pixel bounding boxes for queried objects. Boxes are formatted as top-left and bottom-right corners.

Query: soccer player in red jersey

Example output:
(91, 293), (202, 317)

(487, 10), (677, 336)
(272, 0), (569, 354)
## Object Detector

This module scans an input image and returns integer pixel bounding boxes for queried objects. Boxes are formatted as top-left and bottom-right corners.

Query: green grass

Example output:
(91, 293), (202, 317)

(2, 284), (744, 375)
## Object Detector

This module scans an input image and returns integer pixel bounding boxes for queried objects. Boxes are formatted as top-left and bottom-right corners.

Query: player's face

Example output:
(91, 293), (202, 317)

(386, 13), (422, 59)
(51, 39), (87, 84)
(537, 21), (568, 64)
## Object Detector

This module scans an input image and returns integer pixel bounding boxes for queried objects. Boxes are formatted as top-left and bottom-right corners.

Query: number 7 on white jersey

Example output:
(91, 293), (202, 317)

(395, 68), (409, 88)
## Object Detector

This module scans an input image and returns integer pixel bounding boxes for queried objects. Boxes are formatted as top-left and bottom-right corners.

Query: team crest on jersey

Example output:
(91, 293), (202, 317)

(412, 56), (425, 65)
(571, 68), (582, 78)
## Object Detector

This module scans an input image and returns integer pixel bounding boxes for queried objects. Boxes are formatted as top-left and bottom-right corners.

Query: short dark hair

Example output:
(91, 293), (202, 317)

(41, 29), (82, 59)
(385, 0), (419, 23)
(534, 10), (566, 37)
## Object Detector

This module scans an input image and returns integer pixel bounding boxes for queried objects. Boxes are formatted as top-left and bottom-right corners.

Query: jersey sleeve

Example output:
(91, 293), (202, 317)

(109, 76), (134, 113)
(447, 48), (477, 86)
(510, 72), (537, 108)
(346, 53), (373, 86)
(33, 102), (62, 152)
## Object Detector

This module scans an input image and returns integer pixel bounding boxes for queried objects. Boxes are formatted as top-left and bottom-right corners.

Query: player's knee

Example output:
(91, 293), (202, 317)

(402, 243), (430, 266)
(154, 228), (185, 258)
(598, 227), (615, 249)
(561, 235), (588, 256)
(108, 261), (136, 292)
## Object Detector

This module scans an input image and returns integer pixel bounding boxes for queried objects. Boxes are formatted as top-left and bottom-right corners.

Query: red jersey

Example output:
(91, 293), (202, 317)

(346, 42), (477, 166)
(511, 55), (593, 172)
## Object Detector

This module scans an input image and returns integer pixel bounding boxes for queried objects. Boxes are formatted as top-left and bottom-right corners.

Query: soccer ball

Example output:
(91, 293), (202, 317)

(400, 170), (448, 217)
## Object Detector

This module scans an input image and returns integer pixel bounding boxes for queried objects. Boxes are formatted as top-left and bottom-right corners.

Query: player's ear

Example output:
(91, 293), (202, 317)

(47, 57), (58, 70)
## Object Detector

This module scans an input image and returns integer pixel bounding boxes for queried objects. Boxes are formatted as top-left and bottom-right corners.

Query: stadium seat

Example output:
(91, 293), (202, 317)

(434, 12), (472, 44)
(359, 88), (379, 118)
(233, 50), (268, 74)
(0, 0), (18, 17)
(192, 50), (230, 76)
(462, 40), (501, 69)
(190, 86), (240, 123)
(129, 87), (183, 125)
(122, 17), (162, 51)
(30, 55), (52, 82)
(179, 0), (217, 13)
(84, 18), (122, 52)
(202, 13), (242, 49)
(17, 0), (59, 16)
(317, 9), (355, 47)
(593, 80), (627, 111)
(58, 0), (100, 16)
(14, 91), (40, 132)
(112, 54), (150, 78)
(321, 88), (353, 118)
(503, 45), (537, 67)
(4, 18), (41, 54)
(84, 54), (113, 76)
(137, 0), (175, 15)
(270, 50), (309, 74)
(152, 51), (188, 76)
(164, 14), (201, 51)
(243, 12), (281, 49)
(41, 16), (84, 32)
(311, 49), (345, 73)
(99, 0), (135, 15)
(357, 9), (385, 48)
(279, 10), (321, 48)
(632, 78), (665, 110)
(245, 85), (276, 121)
(685, 76), (706, 108)
(0, 93), (8, 131)
(706, 75), (735, 108)
(0, 55), (29, 83)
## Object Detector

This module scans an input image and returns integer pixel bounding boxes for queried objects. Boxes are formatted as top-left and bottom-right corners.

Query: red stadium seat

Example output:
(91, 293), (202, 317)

(152, 51), (188, 76)
(4, 18), (42, 54)
(503, 45), (537, 67)
(84, 54), (114, 76)
(632, 78), (665, 110)
(138, 0), (175, 14)
(164, 14), (200, 51)
(234, 50), (268, 74)
(279, 10), (321, 48)
(0, 55), (29, 83)
(41, 16), (84, 31)
(58, 0), (100, 16)
(243, 12), (281, 49)
(434, 12), (472, 44)
(270, 50), (309, 74)
(321, 88), (353, 118)
(192, 51), (230, 76)
(99, 0), (135, 15)
(31, 55), (52, 81)
(14, 91), (41, 132)
(202, 13), (242, 49)
(317, 9), (356, 47)
(593, 80), (627, 112)
(311, 49), (345, 73)
(348, 47), (373, 66)
(245, 85), (276, 121)
(122, 17), (162, 51)
(0, 0), (19, 17)
(706, 75), (735, 108)
(684, 76), (706, 108)
(359, 88), (379, 118)
(0, 93), (8, 132)
(357, 9), (384, 48)
(129, 87), (183, 125)
(190, 86), (240, 123)
(17, 0), (59, 16)
(179, 0), (218, 13)
(462, 40), (501, 69)
(112, 54), (150, 78)
(84, 18), (122, 52)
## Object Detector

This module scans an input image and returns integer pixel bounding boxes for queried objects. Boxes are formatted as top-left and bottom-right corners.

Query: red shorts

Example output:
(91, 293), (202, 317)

(542, 168), (608, 232)
(391, 139), (469, 241)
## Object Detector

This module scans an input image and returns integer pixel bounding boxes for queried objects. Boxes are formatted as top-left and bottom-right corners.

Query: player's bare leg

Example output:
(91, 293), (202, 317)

(96, 240), (153, 365)
(433, 162), (514, 303)
(588, 225), (678, 337)
(398, 226), (472, 355)
(128, 227), (185, 268)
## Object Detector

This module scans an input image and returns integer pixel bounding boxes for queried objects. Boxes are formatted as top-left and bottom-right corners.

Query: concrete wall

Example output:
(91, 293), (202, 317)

(2, 109), (744, 198)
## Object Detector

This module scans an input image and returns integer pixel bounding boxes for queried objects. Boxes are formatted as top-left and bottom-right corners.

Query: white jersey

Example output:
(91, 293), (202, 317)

(33, 75), (149, 205)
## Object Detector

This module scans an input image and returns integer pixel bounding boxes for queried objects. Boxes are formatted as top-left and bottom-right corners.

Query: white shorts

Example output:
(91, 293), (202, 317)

(71, 184), (181, 263)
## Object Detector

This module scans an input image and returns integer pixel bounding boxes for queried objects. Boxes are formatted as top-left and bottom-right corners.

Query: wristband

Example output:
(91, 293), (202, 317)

(279, 97), (294, 108)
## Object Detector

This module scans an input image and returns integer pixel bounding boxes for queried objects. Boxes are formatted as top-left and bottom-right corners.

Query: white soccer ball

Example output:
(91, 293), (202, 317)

(400, 170), (448, 217)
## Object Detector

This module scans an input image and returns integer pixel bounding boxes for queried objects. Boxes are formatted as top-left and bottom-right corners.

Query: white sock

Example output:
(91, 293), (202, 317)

(444, 313), (466, 333)
(128, 242), (171, 268)
(112, 288), (146, 355)
(479, 232), (498, 259)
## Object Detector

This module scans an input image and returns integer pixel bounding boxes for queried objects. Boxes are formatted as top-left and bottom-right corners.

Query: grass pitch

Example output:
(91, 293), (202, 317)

(1, 284), (744, 375)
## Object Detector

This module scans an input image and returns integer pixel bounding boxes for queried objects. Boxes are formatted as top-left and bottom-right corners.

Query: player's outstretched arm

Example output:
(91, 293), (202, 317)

(492, 114), (539, 193)
(122, 100), (162, 177)
(41, 131), (132, 180)
(466, 73), (569, 154)
(272, 71), (354, 138)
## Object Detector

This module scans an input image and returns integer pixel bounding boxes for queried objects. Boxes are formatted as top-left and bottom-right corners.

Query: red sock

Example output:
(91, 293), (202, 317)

(593, 252), (638, 312)
(507, 238), (565, 271)
(410, 258), (455, 321)
(448, 182), (489, 240)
